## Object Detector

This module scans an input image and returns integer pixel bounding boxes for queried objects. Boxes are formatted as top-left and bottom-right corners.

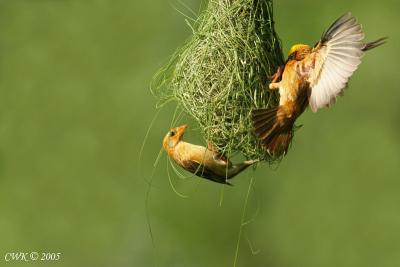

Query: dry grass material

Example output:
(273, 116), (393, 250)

(152, 0), (284, 162)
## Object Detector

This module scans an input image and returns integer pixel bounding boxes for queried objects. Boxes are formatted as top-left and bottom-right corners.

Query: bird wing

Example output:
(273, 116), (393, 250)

(181, 160), (232, 185)
(307, 13), (366, 112)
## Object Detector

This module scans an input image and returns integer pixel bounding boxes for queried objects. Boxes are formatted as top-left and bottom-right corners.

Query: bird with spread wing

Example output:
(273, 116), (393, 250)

(163, 125), (258, 185)
(252, 13), (386, 156)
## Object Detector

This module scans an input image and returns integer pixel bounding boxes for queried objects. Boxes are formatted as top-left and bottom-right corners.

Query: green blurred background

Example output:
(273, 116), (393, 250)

(0, 0), (399, 266)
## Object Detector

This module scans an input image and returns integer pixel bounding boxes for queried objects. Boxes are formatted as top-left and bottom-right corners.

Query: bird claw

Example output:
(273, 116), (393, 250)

(270, 65), (284, 83)
(269, 82), (280, 90)
(207, 143), (228, 163)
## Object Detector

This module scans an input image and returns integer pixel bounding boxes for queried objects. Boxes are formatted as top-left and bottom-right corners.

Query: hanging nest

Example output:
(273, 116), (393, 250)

(152, 0), (284, 162)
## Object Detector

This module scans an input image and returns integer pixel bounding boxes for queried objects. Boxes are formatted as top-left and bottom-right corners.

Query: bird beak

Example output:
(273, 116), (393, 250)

(176, 124), (188, 139)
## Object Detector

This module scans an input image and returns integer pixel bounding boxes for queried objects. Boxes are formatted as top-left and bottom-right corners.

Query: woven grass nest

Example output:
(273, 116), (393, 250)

(152, 0), (285, 162)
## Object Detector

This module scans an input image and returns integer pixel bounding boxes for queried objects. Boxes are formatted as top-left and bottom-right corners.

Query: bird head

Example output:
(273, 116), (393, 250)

(287, 44), (312, 61)
(163, 124), (188, 151)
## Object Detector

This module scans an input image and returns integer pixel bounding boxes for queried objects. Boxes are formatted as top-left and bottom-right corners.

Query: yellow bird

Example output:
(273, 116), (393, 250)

(252, 13), (386, 155)
(163, 124), (258, 185)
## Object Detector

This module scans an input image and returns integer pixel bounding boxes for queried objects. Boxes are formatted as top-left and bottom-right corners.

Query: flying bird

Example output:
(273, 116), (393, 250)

(163, 124), (258, 185)
(252, 13), (386, 155)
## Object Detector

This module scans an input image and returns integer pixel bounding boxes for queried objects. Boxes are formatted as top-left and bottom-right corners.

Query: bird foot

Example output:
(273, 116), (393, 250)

(269, 82), (280, 90)
(270, 65), (284, 83)
(207, 143), (228, 162)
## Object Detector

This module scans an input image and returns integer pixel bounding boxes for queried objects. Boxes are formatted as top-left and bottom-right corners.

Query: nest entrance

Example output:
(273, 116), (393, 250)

(153, 0), (284, 162)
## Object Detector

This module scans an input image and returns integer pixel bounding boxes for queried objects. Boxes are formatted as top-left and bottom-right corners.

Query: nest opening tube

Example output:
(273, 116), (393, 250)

(152, 0), (285, 163)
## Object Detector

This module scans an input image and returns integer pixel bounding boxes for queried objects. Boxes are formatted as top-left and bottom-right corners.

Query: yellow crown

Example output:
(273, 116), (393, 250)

(288, 44), (310, 56)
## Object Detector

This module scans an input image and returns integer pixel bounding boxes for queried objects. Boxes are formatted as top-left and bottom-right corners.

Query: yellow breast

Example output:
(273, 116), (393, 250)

(279, 61), (304, 104)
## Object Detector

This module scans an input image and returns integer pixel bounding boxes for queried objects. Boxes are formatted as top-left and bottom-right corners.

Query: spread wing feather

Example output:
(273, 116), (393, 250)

(308, 13), (366, 112)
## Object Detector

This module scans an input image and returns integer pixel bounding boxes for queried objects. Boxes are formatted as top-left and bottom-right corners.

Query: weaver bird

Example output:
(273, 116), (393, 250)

(252, 13), (386, 155)
(163, 124), (258, 185)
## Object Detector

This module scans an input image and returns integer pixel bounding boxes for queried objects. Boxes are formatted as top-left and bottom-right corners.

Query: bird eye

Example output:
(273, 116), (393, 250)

(170, 131), (175, 137)
(288, 52), (296, 60)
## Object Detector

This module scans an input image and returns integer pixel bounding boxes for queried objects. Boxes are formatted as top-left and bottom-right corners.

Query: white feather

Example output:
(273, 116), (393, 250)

(309, 14), (366, 112)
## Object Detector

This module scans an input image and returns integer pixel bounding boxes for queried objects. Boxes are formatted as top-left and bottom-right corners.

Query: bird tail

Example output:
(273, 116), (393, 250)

(224, 159), (259, 181)
(252, 107), (294, 156)
(362, 37), (387, 51)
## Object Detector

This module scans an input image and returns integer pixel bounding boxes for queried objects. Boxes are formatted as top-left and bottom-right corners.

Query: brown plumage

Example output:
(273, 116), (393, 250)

(163, 125), (258, 185)
(252, 13), (387, 156)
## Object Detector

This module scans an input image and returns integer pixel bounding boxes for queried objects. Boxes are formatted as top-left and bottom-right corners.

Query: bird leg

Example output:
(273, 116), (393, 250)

(207, 143), (228, 163)
(269, 65), (284, 90)
(270, 65), (284, 83)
